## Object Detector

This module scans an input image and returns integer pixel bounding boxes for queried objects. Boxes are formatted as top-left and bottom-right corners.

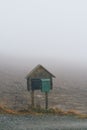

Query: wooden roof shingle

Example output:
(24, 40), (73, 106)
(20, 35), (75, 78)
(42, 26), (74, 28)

(26, 64), (55, 79)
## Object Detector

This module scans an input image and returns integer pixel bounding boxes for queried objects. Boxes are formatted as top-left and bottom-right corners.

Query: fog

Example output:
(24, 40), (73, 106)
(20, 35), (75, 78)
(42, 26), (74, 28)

(0, 0), (87, 74)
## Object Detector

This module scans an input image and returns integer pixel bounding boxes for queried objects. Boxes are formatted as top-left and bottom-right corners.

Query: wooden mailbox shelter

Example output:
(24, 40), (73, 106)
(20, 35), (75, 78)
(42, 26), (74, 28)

(26, 64), (55, 109)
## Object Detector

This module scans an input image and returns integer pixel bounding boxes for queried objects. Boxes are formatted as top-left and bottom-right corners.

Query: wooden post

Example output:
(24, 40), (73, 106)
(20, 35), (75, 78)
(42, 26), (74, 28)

(45, 92), (48, 109)
(31, 90), (34, 108)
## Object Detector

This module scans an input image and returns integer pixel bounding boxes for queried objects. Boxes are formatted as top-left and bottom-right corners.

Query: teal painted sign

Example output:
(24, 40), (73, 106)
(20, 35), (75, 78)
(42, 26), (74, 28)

(41, 79), (51, 92)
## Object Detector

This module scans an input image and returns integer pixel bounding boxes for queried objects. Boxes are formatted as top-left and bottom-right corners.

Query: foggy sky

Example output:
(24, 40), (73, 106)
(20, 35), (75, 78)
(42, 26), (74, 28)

(0, 0), (87, 66)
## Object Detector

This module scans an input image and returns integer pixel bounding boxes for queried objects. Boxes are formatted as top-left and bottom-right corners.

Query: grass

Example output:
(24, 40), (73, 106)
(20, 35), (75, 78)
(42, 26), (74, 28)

(0, 105), (87, 118)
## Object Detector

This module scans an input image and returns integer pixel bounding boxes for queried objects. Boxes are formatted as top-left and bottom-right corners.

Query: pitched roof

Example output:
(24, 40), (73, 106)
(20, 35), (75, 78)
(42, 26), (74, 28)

(26, 64), (55, 79)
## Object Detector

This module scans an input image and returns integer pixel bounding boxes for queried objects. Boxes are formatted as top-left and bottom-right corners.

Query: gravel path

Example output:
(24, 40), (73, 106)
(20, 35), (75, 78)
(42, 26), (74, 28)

(0, 114), (87, 130)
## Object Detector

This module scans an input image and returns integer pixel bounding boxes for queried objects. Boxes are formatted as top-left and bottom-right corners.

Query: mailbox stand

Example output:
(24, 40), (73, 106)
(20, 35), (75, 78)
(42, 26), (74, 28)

(31, 90), (34, 108)
(26, 64), (55, 110)
(41, 79), (51, 109)
(45, 92), (48, 109)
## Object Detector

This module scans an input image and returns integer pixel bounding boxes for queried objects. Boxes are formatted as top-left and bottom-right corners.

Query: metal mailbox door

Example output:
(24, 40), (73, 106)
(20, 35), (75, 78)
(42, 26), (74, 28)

(31, 79), (41, 90)
(41, 79), (51, 92)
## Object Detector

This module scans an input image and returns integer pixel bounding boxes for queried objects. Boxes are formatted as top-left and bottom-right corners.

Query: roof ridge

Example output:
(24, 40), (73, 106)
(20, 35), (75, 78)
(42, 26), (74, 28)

(26, 64), (55, 79)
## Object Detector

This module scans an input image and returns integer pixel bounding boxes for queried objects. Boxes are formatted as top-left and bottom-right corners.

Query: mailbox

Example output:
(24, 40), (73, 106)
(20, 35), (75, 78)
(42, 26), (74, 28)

(41, 79), (51, 92)
(26, 65), (55, 109)
(26, 64), (55, 91)
(31, 79), (41, 90)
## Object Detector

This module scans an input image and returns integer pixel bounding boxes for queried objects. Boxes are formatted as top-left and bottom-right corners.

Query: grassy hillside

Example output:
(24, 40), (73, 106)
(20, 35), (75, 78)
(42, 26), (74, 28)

(0, 65), (87, 113)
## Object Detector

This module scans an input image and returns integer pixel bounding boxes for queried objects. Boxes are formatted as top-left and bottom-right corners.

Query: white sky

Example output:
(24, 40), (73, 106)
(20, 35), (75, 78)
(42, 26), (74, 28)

(0, 0), (87, 65)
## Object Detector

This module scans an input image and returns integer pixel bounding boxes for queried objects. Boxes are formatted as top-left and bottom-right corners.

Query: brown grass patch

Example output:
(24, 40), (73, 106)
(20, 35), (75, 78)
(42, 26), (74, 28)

(66, 109), (80, 115)
(0, 105), (87, 118)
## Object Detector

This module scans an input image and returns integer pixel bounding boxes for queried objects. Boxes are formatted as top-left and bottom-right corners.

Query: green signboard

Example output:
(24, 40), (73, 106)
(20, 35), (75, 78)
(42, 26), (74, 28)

(41, 79), (51, 92)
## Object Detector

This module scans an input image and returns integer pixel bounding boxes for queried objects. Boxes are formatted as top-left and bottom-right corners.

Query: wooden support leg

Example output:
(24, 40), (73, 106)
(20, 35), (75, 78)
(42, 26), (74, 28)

(45, 92), (48, 110)
(31, 90), (34, 108)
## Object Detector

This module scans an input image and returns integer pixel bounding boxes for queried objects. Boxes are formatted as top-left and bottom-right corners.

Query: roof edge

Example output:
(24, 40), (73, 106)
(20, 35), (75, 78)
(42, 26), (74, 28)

(25, 64), (56, 79)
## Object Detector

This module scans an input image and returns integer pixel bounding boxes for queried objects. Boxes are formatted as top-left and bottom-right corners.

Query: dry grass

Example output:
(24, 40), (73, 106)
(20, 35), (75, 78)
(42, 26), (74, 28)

(66, 109), (81, 115)
(0, 106), (17, 114)
(0, 105), (87, 118)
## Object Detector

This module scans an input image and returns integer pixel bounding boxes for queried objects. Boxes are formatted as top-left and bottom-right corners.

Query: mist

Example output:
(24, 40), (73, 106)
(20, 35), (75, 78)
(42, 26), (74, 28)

(0, 0), (87, 66)
(0, 0), (87, 91)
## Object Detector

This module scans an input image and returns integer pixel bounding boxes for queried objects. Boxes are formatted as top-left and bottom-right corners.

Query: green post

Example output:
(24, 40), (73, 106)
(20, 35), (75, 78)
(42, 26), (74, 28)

(45, 92), (48, 109)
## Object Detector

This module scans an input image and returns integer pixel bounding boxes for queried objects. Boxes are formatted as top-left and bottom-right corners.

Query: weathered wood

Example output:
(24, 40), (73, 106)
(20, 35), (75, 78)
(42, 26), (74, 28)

(26, 65), (55, 91)
(45, 92), (48, 109)
(31, 90), (34, 107)
(26, 64), (55, 79)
